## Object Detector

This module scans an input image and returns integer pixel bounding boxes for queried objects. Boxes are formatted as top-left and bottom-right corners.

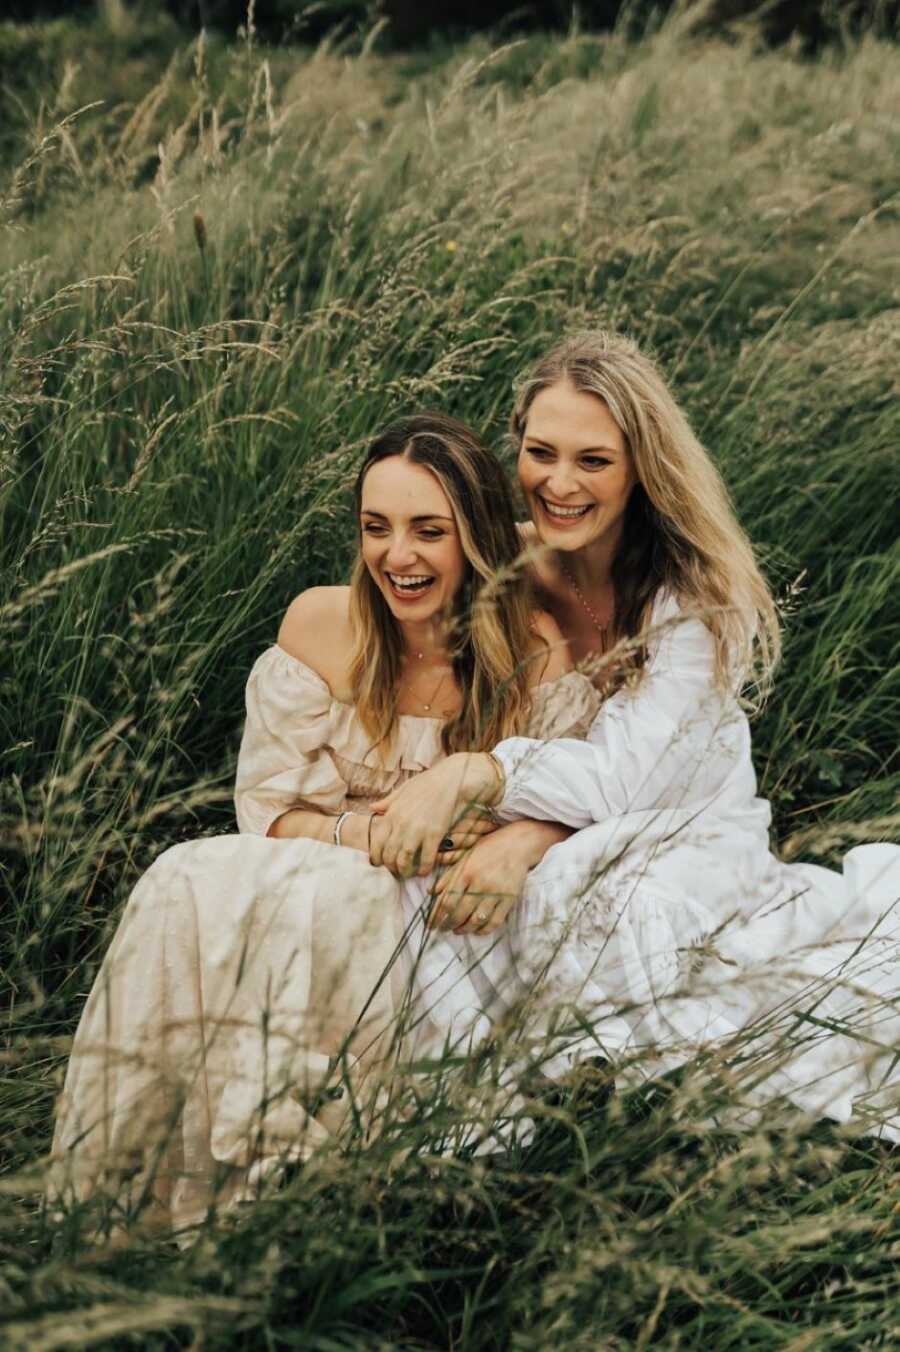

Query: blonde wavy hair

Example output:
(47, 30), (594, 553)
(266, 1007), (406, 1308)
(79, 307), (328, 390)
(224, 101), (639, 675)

(349, 413), (539, 755)
(511, 330), (780, 701)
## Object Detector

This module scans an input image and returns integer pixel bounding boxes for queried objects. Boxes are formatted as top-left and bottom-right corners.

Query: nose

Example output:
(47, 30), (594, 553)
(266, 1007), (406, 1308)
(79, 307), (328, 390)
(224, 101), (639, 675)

(544, 466), (580, 500)
(384, 533), (418, 571)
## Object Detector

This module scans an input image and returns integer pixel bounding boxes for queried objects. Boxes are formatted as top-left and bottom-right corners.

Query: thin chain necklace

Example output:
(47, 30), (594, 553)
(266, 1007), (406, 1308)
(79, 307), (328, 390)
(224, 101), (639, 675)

(559, 560), (613, 635)
(404, 650), (451, 713)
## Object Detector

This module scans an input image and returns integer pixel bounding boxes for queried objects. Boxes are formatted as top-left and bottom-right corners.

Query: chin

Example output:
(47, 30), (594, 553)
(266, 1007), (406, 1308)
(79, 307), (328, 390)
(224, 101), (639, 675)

(531, 518), (597, 549)
(381, 588), (443, 621)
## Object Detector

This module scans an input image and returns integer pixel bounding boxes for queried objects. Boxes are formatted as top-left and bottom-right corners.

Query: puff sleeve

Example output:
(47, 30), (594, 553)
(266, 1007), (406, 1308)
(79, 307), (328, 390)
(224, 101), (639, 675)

(234, 646), (348, 836)
(492, 597), (756, 829)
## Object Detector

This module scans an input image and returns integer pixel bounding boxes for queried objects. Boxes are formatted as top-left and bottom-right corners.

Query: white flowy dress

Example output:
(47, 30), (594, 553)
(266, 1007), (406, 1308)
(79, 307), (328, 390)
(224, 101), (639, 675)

(50, 645), (599, 1233)
(400, 597), (900, 1141)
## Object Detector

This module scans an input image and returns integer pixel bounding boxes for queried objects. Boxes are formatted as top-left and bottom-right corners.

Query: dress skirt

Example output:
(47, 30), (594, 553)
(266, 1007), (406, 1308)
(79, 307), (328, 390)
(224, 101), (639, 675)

(50, 835), (405, 1234)
(400, 811), (900, 1143)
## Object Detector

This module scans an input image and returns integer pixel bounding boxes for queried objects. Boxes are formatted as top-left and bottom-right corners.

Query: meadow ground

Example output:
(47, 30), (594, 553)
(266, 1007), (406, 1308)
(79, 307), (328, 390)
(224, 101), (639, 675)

(1, 13), (899, 1348)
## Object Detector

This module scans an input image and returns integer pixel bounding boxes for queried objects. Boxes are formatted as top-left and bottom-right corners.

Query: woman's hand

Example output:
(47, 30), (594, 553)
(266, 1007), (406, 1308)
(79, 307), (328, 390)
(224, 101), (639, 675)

(370, 753), (500, 877)
(428, 820), (572, 935)
(433, 809), (499, 866)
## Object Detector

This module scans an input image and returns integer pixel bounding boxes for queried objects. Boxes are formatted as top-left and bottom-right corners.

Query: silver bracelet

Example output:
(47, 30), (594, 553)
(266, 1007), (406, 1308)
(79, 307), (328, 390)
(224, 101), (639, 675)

(333, 810), (354, 847)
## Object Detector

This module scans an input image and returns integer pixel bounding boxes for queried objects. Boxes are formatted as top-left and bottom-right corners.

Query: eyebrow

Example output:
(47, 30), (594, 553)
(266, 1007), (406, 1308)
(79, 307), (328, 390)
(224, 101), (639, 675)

(524, 436), (620, 455)
(360, 510), (455, 523)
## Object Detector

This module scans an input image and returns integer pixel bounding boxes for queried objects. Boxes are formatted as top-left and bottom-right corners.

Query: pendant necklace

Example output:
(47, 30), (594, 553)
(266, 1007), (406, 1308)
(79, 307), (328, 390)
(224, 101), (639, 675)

(406, 650), (451, 713)
(559, 561), (613, 635)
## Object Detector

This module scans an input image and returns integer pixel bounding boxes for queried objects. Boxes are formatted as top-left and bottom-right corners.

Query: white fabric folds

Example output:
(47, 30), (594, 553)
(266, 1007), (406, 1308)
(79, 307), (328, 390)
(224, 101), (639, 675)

(404, 596), (900, 1139)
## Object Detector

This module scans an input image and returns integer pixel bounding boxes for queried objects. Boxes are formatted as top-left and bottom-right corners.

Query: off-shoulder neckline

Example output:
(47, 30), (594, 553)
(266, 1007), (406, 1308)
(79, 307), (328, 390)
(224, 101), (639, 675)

(267, 643), (589, 724)
(270, 644), (444, 724)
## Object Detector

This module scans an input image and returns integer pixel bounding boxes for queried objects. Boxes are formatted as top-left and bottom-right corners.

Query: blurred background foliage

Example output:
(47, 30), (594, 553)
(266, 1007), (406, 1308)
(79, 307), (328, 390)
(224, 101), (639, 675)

(4, 0), (900, 48)
(3, 2), (898, 180)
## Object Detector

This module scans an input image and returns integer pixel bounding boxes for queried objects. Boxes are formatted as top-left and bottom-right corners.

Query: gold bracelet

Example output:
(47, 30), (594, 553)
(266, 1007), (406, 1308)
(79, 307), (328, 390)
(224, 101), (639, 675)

(486, 752), (506, 806)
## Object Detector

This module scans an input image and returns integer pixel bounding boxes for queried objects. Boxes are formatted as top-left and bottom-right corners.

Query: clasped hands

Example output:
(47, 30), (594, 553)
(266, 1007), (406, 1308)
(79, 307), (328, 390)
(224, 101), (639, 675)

(367, 752), (523, 937)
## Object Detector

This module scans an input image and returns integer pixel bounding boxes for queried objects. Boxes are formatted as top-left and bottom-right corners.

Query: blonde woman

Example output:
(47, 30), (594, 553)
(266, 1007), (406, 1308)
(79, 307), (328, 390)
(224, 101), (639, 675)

(375, 333), (900, 1142)
(50, 413), (599, 1237)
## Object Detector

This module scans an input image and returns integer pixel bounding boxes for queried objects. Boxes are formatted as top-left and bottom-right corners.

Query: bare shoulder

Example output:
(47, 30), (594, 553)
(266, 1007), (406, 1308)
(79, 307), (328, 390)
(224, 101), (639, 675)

(526, 609), (572, 686)
(277, 586), (354, 693)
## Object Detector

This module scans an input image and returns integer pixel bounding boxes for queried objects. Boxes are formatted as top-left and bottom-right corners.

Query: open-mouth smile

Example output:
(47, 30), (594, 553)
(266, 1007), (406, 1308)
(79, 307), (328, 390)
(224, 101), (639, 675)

(385, 572), (436, 600)
(536, 494), (594, 524)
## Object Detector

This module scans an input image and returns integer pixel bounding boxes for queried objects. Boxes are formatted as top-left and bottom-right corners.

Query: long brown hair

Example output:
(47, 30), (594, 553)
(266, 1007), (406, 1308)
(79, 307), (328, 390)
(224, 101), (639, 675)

(511, 330), (780, 703)
(349, 413), (539, 755)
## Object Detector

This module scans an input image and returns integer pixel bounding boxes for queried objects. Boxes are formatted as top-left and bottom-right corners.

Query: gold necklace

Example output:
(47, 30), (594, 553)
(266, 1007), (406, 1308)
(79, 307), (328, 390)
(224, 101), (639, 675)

(559, 561), (614, 634)
(405, 651), (452, 713)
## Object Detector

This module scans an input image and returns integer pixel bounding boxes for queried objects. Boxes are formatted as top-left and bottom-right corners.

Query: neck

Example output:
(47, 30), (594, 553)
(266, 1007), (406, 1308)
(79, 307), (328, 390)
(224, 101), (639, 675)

(398, 613), (453, 662)
(557, 519), (623, 591)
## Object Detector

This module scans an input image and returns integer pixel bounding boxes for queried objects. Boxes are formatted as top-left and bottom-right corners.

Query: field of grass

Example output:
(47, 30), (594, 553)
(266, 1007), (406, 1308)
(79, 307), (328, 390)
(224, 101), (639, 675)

(1, 11), (899, 1348)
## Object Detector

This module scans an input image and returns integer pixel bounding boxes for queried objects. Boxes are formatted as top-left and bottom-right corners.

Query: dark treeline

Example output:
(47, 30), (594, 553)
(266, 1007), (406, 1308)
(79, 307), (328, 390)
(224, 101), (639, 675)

(5, 1), (899, 51)
(378, 1), (899, 49)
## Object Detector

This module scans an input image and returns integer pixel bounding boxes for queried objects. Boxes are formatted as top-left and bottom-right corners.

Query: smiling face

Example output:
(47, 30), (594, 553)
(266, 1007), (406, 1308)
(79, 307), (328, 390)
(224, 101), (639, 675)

(517, 377), (637, 554)
(360, 454), (467, 621)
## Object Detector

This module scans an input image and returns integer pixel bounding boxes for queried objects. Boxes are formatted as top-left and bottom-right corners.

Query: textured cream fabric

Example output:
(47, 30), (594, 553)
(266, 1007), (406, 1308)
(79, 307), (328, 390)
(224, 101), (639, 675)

(50, 652), (600, 1237)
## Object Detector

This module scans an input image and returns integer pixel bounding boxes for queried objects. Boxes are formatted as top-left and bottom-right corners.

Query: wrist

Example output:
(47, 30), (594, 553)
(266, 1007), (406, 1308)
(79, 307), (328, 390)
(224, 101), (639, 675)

(464, 752), (504, 806)
(340, 812), (371, 852)
(505, 818), (571, 866)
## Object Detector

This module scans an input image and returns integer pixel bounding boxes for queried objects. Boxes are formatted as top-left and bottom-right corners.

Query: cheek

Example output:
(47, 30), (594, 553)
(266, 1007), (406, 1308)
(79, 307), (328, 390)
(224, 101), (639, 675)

(516, 451), (536, 492)
(444, 542), (466, 585)
(617, 466), (637, 507)
(427, 539), (465, 590)
(600, 467), (633, 508)
(360, 535), (383, 574)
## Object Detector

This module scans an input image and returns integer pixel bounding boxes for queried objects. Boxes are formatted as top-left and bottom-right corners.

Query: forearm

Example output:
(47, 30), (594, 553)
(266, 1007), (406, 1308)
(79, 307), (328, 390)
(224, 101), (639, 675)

(267, 807), (333, 842)
(499, 818), (573, 868)
(491, 739), (600, 828)
(267, 806), (372, 851)
(490, 617), (731, 826)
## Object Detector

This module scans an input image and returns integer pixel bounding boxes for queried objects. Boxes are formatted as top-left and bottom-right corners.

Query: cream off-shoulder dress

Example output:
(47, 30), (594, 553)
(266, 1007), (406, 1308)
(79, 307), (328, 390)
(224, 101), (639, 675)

(50, 645), (600, 1234)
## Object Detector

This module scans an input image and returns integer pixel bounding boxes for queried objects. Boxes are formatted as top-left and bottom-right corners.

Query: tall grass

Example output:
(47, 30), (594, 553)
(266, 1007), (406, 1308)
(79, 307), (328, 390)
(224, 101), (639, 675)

(1, 15), (898, 1348)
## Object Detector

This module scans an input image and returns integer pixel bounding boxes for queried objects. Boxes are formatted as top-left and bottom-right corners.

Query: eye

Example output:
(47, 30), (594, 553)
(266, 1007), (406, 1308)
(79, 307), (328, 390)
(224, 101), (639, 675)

(525, 446), (553, 461)
(581, 455), (612, 470)
(418, 529), (445, 541)
(362, 523), (388, 536)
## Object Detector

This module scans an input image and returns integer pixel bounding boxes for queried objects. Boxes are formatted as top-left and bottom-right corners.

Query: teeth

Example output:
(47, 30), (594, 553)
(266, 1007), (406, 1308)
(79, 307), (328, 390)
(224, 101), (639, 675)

(388, 573), (433, 589)
(541, 499), (592, 519)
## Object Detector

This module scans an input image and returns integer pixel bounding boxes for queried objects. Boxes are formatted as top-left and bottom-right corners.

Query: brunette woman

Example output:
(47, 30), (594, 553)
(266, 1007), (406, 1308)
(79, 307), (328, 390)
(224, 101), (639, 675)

(50, 413), (599, 1236)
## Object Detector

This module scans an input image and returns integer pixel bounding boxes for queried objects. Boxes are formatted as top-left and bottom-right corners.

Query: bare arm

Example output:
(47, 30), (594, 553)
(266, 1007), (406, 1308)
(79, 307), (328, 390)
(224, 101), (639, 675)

(268, 804), (373, 852)
(237, 586), (357, 840)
